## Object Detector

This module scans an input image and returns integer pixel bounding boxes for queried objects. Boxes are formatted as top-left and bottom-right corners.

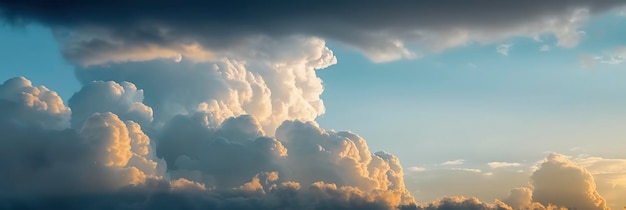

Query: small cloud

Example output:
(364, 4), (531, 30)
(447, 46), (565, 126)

(488, 162), (522, 169)
(497, 44), (513, 56)
(539, 45), (550, 52)
(172, 54), (183, 62)
(598, 56), (624, 65)
(483, 172), (494, 176)
(407, 167), (426, 172)
(441, 159), (465, 166)
(452, 168), (482, 173)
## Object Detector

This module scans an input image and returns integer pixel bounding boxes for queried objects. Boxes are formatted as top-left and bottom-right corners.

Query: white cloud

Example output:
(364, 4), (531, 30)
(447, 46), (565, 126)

(441, 159), (465, 166)
(76, 37), (335, 134)
(452, 168), (482, 173)
(488, 162), (522, 169)
(407, 167), (427, 172)
(496, 44), (513, 56)
(540, 45), (551, 52)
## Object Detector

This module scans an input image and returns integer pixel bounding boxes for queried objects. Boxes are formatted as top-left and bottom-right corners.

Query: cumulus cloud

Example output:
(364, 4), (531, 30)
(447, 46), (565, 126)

(0, 77), (70, 130)
(0, 81), (163, 194)
(0, 76), (418, 209)
(73, 37), (334, 134)
(69, 80), (153, 129)
(1, 1), (624, 64)
(531, 153), (609, 210)
(574, 156), (626, 210)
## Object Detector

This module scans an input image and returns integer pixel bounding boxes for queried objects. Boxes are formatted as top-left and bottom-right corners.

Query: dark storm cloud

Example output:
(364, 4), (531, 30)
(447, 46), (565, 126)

(1, 0), (624, 63)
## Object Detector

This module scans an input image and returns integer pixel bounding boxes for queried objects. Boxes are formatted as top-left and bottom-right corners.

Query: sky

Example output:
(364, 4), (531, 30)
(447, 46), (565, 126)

(0, 1), (626, 210)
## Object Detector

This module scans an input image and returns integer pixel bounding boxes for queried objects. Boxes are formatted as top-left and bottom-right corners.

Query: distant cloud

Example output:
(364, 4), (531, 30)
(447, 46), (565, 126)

(540, 45), (551, 52)
(497, 44), (513, 56)
(531, 153), (609, 210)
(408, 167), (427, 172)
(441, 159), (465, 166)
(452, 168), (482, 173)
(579, 47), (626, 68)
(488, 162), (522, 169)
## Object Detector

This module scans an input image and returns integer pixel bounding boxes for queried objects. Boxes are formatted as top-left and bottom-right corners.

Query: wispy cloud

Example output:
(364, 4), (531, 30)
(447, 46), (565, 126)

(441, 159), (465, 166)
(451, 168), (482, 173)
(488, 162), (522, 169)
(539, 45), (551, 52)
(497, 44), (513, 56)
(407, 167), (427, 172)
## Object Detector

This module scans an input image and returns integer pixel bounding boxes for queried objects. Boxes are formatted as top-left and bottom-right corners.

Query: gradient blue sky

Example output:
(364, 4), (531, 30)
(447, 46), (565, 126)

(2, 11), (625, 169)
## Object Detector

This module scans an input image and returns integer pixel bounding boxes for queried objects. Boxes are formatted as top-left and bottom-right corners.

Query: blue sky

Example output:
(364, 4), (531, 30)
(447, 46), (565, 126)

(318, 11), (626, 166)
(1, 6), (626, 209)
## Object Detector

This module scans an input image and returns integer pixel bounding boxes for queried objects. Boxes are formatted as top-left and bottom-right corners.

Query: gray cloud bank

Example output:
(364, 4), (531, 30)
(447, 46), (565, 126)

(1, 1), (625, 64)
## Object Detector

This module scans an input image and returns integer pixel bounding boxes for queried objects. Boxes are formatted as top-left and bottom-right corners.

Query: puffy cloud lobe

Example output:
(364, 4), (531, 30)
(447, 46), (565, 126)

(1, 1), (623, 64)
(157, 114), (287, 189)
(502, 188), (566, 210)
(74, 37), (334, 134)
(574, 156), (626, 210)
(0, 77), (70, 130)
(157, 114), (415, 207)
(531, 153), (609, 210)
(69, 80), (153, 129)
(276, 120), (415, 205)
(0, 79), (162, 194)
(0, 112), (160, 194)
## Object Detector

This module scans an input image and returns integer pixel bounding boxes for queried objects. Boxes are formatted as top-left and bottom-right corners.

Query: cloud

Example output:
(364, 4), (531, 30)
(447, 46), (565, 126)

(502, 188), (565, 210)
(73, 37), (334, 134)
(405, 169), (529, 205)
(0, 77), (70, 130)
(0, 79), (163, 193)
(574, 156), (626, 210)
(407, 167), (427, 172)
(406, 197), (513, 210)
(441, 159), (465, 166)
(0, 76), (418, 209)
(1, 1), (623, 64)
(0, 174), (412, 210)
(497, 44), (513, 56)
(68, 80), (154, 129)
(595, 47), (626, 65)
(531, 153), (609, 210)
(540, 45), (551, 52)
(488, 162), (522, 169)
